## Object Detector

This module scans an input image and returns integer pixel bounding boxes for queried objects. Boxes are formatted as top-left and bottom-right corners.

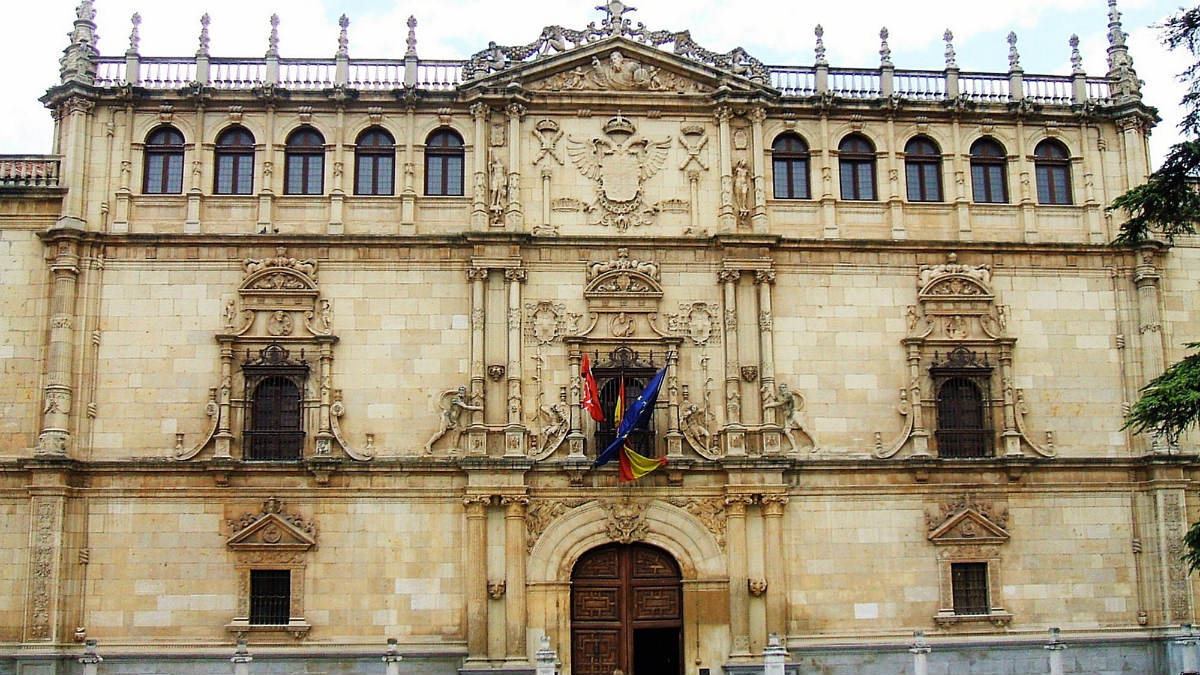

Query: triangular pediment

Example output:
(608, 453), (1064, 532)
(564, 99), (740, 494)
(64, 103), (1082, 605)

(466, 38), (763, 95)
(227, 500), (317, 550)
(927, 508), (1009, 545)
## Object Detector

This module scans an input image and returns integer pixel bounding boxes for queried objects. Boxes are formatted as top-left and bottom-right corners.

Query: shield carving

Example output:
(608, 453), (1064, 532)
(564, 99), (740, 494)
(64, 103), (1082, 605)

(598, 147), (642, 203)
(688, 305), (713, 344)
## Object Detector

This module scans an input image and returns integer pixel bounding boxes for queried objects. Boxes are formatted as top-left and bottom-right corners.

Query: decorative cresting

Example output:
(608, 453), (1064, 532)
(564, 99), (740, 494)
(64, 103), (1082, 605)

(579, 248), (664, 338)
(925, 494), (1013, 628)
(566, 116), (672, 230)
(876, 253), (1053, 459)
(461, 2), (767, 83)
(176, 247), (373, 463)
(225, 498), (316, 639)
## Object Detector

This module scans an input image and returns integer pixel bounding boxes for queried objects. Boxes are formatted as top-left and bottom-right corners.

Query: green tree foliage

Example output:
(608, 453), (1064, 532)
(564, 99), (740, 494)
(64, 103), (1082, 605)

(1124, 342), (1200, 445)
(1111, 6), (1200, 244)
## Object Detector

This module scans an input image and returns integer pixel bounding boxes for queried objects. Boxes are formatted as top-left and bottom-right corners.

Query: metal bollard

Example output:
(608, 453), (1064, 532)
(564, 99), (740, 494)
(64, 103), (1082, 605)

(763, 633), (788, 675)
(1044, 627), (1066, 675)
(79, 639), (102, 675)
(383, 637), (403, 675)
(231, 637), (252, 675)
(910, 631), (930, 675)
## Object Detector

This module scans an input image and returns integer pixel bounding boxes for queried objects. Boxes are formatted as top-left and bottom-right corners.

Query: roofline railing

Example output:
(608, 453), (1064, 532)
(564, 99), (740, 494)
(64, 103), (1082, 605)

(0, 155), (62, 189)
(93, 56), (1113, 105)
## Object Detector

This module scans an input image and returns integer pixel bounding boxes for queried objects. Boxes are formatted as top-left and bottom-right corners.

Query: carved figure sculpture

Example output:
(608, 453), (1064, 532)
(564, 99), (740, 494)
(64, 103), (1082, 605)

(489, 158), (506, 218)
(733, 159), (752, 220)
(679, 401), (713, 453)
(537, 401), (569, 455)
(425, 386), (483, 453)
(762, 383), (812, 452)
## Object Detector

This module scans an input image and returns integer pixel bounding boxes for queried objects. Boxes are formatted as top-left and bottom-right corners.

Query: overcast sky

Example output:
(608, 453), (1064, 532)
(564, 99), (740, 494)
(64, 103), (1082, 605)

(0, 0), (1189, 166)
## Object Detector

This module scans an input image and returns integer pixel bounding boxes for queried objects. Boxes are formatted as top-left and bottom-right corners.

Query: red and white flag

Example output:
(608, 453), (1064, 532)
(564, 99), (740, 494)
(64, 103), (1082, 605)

(581, 354), (605, 422)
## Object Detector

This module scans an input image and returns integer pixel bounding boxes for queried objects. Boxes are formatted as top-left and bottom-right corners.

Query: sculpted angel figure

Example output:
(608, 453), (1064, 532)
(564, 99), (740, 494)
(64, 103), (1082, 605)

(424, 386), (483, 454)
(762, 383), (812, 452)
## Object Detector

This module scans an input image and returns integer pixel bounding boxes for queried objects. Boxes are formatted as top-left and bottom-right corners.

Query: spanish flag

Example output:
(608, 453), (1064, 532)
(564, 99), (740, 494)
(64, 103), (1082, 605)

(594, 367), (668, 482)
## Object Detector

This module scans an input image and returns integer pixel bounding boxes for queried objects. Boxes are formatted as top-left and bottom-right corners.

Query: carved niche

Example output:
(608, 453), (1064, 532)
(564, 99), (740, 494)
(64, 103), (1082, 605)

(225, 497), (316, 639)
(876, 253), (1052, 460)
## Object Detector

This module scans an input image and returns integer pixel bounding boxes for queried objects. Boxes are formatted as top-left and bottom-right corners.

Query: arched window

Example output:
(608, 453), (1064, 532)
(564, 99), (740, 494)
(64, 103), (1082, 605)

(1034, 139), (1072, 205)
(425, 129), (464, 196)
(935, 378), (992, 458)
(904, 136), (943, 202)
(245, 376), (303, 460)
(143, 126), (184, 194)
(354, 127), (395, 196)
(214, 126), (255, 195)
(771, 133), (810, 199)
(969, 138), (1008, 204)
(284, 127), (325, 195)
(838, 134), (876, 201)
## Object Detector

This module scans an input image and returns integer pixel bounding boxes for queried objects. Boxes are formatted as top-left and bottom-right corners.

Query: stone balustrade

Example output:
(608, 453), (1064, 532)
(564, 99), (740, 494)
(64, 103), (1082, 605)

(0, 155), (61, 189)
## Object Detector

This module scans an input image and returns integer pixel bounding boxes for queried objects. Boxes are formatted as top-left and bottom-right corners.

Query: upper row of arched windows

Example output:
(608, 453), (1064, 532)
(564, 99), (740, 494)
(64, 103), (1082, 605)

(143, 125), (1073, 206)
(772, 133), (1073, 205)
(143, 125), (466, 198)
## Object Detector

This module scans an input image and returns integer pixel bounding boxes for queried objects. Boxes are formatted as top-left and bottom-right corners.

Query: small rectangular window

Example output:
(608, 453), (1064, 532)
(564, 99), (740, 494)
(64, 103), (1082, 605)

(951, 562), (989, 615)
(249, 569), (291, 625)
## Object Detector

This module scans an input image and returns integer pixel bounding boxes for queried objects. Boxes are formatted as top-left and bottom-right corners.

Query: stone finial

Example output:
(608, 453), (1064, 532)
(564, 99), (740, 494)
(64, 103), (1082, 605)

(60, 0), (99, 84)
(197, 13), (211, 57)
(1107, 0), (1126, 48)
(337, 14), (349, 58)
(879, 27), (892, 67)
(266, 13), (280, 58)
(1106, 0), (1140, 97)
(405, 15), (418, 59)
(814, 24), (827, 66)
(1007, 31), (1021, 71)
(127, 13), (141, 56)
(944, 30), (956, 69)
(1069, 34), (1083, 74)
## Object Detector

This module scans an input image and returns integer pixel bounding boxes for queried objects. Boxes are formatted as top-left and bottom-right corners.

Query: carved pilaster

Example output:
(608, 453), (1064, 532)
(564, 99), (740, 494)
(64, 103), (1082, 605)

(725, 494), (754, 656)
(501, 495), (530, 661)
(463, 494), (492, 661)
(760, 494), (789, 636)
(505, 268), (527, 456)
(470, 103), (490, 229)
(505, 103), (526, 228)
(715, 106), (736, 231)
(37, 237), (82, 456)
(25, 495), (66, 641)
(748, 107), (768, 232)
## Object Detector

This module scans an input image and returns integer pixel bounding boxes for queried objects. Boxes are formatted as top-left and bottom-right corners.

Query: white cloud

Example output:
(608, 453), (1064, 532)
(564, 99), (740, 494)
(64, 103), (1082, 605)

(0, 0), (1187, 168)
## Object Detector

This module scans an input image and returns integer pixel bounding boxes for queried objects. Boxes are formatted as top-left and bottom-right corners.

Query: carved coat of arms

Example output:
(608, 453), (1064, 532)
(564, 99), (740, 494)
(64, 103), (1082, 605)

(567, 115), (671, 230)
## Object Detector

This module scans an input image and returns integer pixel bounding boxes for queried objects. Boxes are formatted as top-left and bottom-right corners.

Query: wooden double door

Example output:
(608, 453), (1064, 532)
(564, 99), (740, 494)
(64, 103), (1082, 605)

(571, 543), (683, 675)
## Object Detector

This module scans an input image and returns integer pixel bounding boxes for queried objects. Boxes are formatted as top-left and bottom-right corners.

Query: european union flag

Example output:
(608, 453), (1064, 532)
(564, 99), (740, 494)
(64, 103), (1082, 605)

(593, 366), (668, 468)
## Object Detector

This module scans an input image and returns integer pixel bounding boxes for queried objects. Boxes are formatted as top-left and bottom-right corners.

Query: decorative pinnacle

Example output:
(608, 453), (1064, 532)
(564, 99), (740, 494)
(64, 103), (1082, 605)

(1069, 34), (1082, 74)
(197, 14), (211, 57)
(336, 14), (349, 58)
(127, 13), (141, 56)
(266, 14), (280, 58)
(879, 27), (892, 67)
(814, 24), (827, 66)
(1007, 31), (1021, 71)
(405, 15), (418, 59)
(76, 0), (95, 23)
(943, 29), (956, 69)
(1108, 0), (1127, 48)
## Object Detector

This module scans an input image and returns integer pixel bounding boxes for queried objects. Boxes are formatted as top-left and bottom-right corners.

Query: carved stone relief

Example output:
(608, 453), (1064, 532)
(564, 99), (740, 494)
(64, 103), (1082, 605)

(566, 116), (671, 229)
(524, 498), (589, 552)
(665, 302), (721, 345)
(666, 496), (726, 548)
(601, 498), (649, 544)
(533, 50), (709, 92)
(28, 499), (59, 640)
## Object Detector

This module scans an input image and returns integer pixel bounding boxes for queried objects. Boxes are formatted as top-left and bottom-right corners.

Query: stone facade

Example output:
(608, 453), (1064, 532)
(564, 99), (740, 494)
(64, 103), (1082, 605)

(0, 1), (1197, 674)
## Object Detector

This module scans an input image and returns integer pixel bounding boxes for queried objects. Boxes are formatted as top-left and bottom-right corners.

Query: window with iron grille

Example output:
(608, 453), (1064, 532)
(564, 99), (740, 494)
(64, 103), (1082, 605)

(594, 375), (656, 457)
(935, 377), (993, 458)
(249, 569), (291, 625)
(950, 562), (989, 615)
(241, 344), (309, 461)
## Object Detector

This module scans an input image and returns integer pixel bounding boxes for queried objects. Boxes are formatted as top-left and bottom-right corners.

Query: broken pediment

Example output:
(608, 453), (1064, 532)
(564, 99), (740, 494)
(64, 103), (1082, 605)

(227, 498), (317, 551)
(927, 508), (1009, 546)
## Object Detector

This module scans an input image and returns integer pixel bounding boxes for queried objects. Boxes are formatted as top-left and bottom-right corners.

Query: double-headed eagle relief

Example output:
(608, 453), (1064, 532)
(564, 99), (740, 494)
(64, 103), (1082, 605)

(567, 115), (671, 229)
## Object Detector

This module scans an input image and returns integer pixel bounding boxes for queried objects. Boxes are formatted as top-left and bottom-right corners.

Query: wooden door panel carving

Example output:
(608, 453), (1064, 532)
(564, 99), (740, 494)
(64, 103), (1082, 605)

(572, 543), (683, 675)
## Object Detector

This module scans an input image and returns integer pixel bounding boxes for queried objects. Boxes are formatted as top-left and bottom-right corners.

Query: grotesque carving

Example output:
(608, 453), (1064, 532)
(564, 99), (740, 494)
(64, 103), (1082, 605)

(601, 498), (649, 544)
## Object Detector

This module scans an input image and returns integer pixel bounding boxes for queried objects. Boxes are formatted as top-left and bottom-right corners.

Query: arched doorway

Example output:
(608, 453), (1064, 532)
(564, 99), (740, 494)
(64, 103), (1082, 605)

(571, 543), (682, 675)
